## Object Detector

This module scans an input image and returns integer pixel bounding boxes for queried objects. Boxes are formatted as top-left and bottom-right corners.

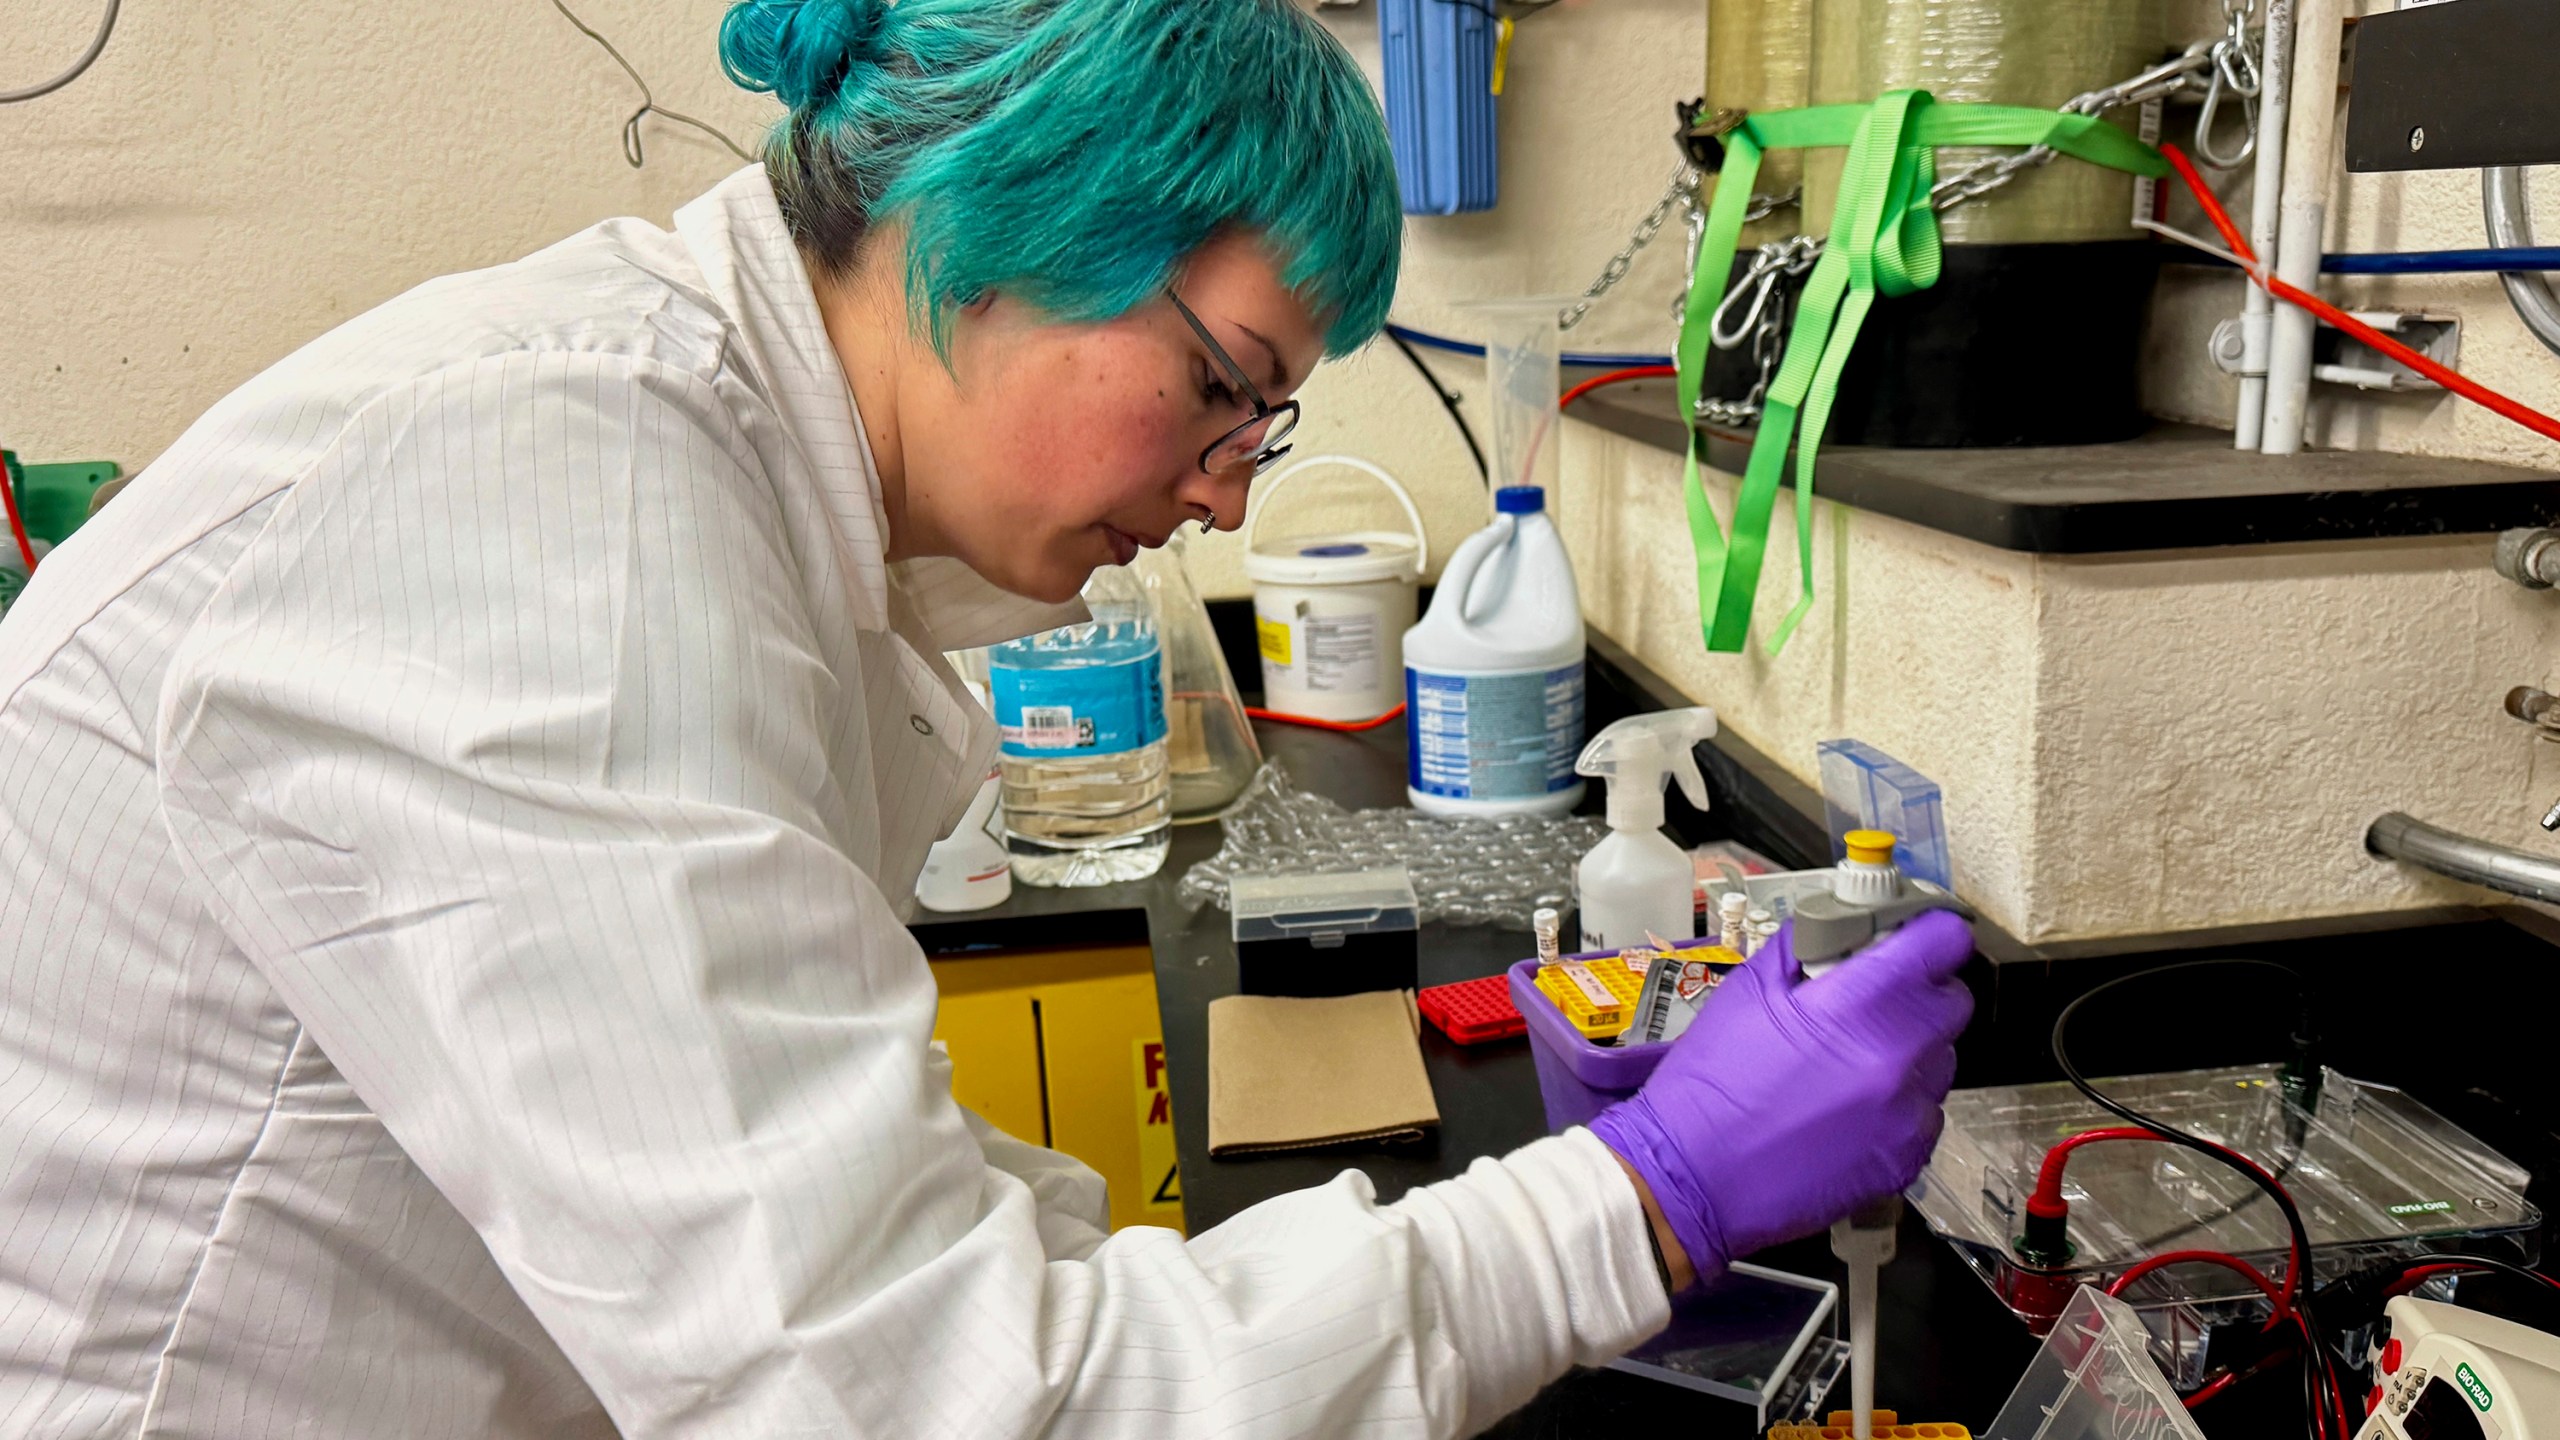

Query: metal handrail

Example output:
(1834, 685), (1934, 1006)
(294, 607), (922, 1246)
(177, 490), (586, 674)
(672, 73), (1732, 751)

(2366, 811), (2560, 905)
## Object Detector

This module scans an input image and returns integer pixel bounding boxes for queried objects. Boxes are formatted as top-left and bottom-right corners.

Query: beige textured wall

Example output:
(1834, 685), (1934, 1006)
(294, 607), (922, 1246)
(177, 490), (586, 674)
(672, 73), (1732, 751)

(1553, 432), (2560, 945)
(1, 0), (776, 469)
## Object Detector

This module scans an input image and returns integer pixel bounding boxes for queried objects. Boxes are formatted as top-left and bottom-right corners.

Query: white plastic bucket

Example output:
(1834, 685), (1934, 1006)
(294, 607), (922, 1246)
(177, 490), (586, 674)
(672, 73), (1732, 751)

(1243, 455), (1428, 723)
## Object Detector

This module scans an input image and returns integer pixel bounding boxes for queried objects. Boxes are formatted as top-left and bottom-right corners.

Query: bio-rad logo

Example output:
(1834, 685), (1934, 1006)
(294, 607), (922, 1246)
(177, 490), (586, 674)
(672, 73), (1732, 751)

(2388, 1199), (2455, 1217)
(2456, 1362), (2495, 1412)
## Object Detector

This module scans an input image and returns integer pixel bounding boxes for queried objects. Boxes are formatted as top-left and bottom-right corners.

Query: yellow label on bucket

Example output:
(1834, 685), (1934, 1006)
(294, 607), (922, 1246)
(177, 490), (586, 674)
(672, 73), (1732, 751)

(1256, 615), (1292, 666)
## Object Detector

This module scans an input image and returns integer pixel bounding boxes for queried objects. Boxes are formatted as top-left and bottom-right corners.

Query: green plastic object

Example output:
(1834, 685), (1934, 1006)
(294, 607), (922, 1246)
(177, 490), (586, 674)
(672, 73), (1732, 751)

(1673, 96), (2168, 655)
(3, 453), (123, 547)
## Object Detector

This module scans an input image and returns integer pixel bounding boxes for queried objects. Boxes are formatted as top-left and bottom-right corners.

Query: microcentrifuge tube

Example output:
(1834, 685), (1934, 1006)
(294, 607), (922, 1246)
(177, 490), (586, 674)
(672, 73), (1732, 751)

(1718, 891), (1748, 952)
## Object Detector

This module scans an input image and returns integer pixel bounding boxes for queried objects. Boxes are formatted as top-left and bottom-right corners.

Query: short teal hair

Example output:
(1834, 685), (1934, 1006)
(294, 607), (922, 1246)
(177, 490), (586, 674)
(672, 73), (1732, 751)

(720, 0), (1402, 358)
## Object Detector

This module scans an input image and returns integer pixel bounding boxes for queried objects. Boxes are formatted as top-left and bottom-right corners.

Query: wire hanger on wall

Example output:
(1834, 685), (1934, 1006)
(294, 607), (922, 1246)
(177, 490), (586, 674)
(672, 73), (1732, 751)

(551, 0), (754, 168)
(2, 0), (120, 104)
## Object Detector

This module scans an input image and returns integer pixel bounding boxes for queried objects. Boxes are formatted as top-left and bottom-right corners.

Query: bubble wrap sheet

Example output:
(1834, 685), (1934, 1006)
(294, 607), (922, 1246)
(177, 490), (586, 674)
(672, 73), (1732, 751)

(1178, 761), (1606, 928)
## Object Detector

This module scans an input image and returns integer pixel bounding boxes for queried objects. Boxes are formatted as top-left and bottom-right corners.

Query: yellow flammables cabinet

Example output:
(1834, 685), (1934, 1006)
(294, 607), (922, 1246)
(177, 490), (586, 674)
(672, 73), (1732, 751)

(929, 944), (1185, 1234)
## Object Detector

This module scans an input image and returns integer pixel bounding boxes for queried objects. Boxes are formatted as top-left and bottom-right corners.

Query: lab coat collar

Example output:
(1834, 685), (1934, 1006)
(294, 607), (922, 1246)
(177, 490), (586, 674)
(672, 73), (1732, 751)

(673, 167), (1085, 652)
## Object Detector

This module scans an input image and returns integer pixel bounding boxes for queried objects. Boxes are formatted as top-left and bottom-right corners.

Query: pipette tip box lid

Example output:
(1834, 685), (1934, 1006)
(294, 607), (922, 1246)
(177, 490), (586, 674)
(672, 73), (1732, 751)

(1609, 1261), (1850, 1430)
(1816, 739), (1950, 890)
(1231, 868), (1420, 998)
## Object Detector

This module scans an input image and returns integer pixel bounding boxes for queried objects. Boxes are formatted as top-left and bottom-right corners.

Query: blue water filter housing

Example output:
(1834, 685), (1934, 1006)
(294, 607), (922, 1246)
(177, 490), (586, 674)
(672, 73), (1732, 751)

(1379, 0), (1499, 214)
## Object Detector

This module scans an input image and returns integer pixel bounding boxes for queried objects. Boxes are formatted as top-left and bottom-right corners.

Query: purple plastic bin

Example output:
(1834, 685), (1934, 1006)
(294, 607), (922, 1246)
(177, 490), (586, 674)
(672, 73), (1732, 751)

(1509, 950), (1680, 1132)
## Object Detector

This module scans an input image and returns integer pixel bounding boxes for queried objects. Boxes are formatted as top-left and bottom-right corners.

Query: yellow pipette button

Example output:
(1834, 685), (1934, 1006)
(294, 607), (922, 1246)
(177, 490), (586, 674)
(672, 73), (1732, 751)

(1842, 829), (1897, 866)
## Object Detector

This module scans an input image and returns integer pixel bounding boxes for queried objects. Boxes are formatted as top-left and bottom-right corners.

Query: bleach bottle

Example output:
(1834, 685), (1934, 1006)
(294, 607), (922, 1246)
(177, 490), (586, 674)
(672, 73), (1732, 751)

(1403, 486), (1585, 817)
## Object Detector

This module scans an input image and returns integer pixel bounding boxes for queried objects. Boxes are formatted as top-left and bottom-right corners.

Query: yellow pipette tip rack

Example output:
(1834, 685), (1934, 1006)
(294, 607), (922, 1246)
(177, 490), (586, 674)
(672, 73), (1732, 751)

(1767, 1412), (1971, 1440)
(1532, 956), (1647, 1040)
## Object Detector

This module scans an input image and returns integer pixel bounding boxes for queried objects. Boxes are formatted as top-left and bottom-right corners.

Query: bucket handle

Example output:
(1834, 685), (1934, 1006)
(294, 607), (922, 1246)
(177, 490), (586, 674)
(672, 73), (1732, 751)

(1243, 454), (1429, 576)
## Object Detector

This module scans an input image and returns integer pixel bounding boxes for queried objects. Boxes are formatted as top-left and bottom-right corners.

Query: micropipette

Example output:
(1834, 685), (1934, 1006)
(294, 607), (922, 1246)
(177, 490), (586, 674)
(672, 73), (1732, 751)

(1831, 1198), (1898, 1440)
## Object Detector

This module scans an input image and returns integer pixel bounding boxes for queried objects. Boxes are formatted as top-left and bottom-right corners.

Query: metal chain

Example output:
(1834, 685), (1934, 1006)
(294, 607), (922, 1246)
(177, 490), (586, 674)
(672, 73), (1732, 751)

(1926, 43), (2220, 211)
(1692, 43), (2232, 424)
(1559, 166), (1797, 332)
(1694, 237), (1821, 426)
(2192, 0), (2264, 169)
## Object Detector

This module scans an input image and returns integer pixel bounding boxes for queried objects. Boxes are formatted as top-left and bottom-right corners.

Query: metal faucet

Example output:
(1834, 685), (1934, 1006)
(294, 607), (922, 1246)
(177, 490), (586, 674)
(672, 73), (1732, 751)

(2494, 530), (2560, 827)
(2504, 686), (2560, 830)
(2496, 527), (2560, 590)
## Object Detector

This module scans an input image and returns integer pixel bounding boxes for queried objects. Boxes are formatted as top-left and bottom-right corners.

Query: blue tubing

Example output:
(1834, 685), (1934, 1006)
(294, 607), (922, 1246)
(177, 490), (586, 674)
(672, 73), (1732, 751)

(2171, 246), (2560, 275)
(2323, 247), (2560, 274)
(1384, 322), (1675, 370)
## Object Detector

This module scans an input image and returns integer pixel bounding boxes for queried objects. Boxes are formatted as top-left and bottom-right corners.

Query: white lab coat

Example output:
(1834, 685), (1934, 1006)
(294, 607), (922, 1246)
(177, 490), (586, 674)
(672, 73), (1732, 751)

(0, 168), (1667, 1439)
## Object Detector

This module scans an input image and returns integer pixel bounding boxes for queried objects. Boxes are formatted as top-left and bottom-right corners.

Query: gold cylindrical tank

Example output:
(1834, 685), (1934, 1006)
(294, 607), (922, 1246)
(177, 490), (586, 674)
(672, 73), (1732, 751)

(1803, 0), (2163, 243)
(1697, 0), (2168, 448)
(1707, 0), (1816, 246)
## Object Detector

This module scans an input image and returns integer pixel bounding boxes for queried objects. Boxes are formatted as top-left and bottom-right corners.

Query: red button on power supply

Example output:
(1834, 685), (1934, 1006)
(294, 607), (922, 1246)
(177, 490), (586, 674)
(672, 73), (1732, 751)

(2382, 1338), (2403, 1375)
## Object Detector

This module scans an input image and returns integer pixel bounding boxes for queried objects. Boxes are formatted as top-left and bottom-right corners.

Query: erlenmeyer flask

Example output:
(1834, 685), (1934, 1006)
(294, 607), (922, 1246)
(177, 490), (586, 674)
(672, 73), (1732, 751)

(1133, 532), (1263, 820)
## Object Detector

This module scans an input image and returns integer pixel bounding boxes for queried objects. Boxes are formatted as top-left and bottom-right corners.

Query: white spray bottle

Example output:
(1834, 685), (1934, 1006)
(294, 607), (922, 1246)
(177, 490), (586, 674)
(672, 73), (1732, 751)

(1573, 708), (1717, 952)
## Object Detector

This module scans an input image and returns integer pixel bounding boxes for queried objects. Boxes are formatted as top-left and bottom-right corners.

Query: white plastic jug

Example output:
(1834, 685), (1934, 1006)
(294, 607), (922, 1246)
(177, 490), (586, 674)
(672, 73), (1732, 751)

(1244, 454), (1428, 724)
(1403, 486), (1586, 817)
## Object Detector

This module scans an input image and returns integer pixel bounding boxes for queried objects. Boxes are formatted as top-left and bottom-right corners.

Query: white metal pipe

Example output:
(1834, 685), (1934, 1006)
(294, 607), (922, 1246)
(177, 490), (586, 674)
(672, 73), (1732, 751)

(2263, 0), (2346, 456)
(2235, 0), (2295, 451)
(2483, 167), (2560, 359)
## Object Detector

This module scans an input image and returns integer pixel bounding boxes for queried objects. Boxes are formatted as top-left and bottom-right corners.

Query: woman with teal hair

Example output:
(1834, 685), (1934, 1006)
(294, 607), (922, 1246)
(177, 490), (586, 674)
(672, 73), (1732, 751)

(0, 0), (1974, 1433)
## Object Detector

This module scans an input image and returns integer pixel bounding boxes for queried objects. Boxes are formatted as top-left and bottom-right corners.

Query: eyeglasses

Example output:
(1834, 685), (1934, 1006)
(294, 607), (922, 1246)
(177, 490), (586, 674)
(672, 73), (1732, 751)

(1168, 290), (1299, 477)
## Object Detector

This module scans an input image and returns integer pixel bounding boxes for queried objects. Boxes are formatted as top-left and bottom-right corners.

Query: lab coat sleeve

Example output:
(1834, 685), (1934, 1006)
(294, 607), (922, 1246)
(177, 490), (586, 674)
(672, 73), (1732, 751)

(952, 1086), (1111, 1263)
(155, 351), (1666, 1440)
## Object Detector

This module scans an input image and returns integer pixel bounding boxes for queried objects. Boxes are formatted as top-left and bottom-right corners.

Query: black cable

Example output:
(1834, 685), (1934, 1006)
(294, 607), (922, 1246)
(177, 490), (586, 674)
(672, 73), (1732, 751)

(2131, 1137), (2304, 1253)
(1384, 328), (1489, 486)
(553, 0), (756, 168)
(1, 0), (118, 104)
(2052, 959), (2347, 1438)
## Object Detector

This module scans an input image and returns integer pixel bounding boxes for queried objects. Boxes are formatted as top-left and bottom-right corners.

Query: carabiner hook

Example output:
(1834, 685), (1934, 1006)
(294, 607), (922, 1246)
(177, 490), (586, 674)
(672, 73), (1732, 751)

(2192, 63), (2258, 170)
(1709, 262), (1780, 351)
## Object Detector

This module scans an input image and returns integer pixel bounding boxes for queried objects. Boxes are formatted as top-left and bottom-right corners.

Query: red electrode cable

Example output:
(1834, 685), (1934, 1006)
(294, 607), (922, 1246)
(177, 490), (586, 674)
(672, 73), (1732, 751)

(2106, 1248), (2286, 1313)
(2159, 142), (2560, 449)
(2029, 1125), (2307, 1316)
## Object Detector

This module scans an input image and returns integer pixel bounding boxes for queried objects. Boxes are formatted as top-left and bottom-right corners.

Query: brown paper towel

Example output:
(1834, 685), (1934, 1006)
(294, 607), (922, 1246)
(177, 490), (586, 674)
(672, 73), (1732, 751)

(1207, 990), (1441, 1156)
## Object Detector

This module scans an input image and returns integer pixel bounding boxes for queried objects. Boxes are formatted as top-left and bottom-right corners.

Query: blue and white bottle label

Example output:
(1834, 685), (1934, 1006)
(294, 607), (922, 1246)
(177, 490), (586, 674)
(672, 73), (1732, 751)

(991, 653), (1167, 758)
(1406, 662), (1585, 800)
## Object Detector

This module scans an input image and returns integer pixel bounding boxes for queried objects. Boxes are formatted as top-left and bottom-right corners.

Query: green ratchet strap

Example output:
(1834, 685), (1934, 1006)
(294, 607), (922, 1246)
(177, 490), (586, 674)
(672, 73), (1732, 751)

(1675, 93), (2170, 654)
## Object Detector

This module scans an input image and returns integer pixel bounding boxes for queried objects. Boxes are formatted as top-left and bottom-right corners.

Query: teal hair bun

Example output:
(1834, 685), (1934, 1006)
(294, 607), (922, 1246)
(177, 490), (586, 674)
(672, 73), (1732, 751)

(720, 0), (889, 111)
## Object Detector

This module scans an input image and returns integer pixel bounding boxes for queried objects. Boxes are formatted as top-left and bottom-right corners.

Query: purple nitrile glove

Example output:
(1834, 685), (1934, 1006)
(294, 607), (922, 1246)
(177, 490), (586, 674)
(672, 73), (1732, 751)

(1589, 909), (1974, 1287)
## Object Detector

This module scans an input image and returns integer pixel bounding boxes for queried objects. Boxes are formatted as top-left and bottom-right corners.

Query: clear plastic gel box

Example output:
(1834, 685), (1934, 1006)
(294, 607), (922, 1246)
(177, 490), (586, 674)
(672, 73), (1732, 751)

(1231, 868), (1421, 998)
(1911, 1063), (2542, 1387)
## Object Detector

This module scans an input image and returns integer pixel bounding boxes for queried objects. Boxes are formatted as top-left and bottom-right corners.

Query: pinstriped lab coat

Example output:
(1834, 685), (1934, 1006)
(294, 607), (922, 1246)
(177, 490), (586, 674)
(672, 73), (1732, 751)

(0, 168), (1669, 1438)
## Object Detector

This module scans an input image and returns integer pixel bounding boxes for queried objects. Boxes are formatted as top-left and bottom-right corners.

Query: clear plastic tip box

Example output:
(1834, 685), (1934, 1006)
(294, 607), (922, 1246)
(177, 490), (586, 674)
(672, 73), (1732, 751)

(1230, 868), (1420, 998)
(1910, 1064), (2542, 1387)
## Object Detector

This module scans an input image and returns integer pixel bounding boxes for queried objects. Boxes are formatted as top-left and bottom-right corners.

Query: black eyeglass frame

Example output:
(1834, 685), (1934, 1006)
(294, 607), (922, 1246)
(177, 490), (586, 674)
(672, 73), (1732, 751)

(1168, 291), (1300, 477)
